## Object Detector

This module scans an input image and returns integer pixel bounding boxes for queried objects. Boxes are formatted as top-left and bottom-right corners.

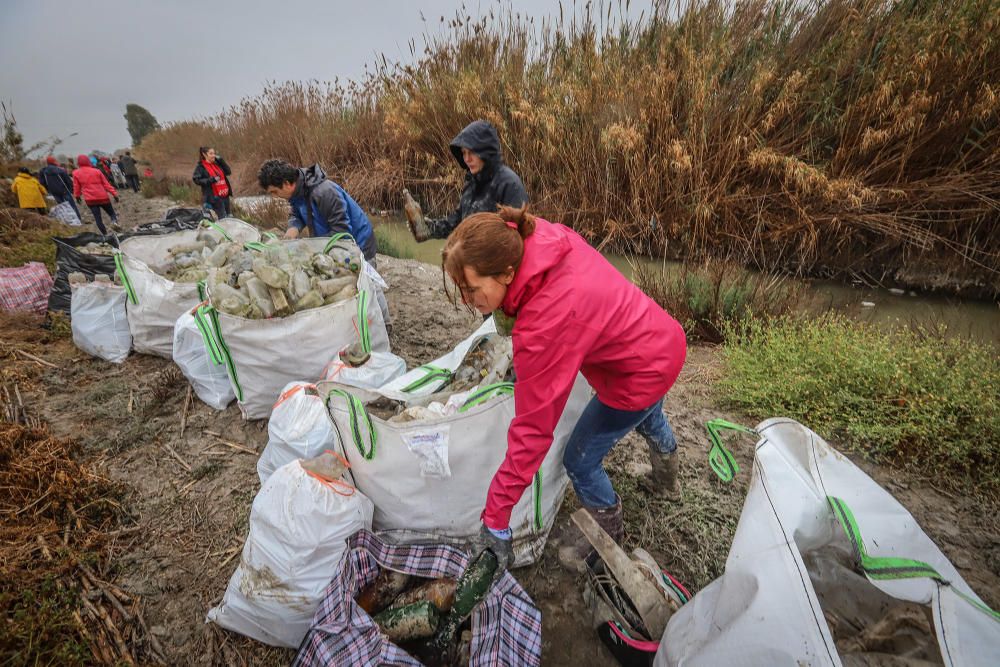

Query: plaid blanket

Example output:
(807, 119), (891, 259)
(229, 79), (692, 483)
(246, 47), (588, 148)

(0, 262), (53, 315)
(295, 530), (542, 667)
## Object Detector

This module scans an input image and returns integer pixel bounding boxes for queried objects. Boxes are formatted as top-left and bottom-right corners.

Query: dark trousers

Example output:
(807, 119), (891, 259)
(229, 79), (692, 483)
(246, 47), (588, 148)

(87, 203), (117, 235)
(25, 207), (47, 215)
(52, 191), (81, 218)
(126, 174), (140, 192)
(204, 195), (231, 220)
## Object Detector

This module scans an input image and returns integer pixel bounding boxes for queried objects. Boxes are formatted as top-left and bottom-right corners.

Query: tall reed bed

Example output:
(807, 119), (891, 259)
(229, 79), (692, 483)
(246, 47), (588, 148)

(139, 0), (1000, 294)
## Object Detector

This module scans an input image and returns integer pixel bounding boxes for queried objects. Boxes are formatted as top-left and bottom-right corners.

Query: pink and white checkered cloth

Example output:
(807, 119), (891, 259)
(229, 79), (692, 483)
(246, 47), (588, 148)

(0, 262), (53, 315)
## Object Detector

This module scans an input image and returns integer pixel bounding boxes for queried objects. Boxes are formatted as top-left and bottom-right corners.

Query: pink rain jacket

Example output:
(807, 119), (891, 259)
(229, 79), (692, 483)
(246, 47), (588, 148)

(482, 218), (687, 529)
(72, 154), (117, 205)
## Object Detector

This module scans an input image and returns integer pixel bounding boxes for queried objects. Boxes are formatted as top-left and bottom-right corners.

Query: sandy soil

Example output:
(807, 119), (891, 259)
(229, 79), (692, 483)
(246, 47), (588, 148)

(3, 191), (997, 665)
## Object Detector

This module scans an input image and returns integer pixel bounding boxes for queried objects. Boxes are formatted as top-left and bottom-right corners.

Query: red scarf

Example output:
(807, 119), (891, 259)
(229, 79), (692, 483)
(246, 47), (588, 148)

(201, 160), (229, 198)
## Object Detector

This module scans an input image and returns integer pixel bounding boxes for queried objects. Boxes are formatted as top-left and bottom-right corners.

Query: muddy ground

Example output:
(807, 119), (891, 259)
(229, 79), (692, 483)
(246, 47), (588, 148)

(3, 190), (998, 665)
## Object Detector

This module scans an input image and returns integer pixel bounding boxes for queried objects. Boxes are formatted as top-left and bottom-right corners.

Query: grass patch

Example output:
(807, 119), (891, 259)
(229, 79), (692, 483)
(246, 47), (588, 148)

(719, 313), (1000, 485)
(636, 260), (801, 342)
(373, 224), (414, 260)
(0, 208), (63, 271)
(231, 198), (289, 229)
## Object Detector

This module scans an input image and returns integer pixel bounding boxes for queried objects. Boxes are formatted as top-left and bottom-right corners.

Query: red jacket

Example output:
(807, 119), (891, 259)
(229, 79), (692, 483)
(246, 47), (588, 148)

(72, 154), (117, 204)
(482, 219), (687, 529)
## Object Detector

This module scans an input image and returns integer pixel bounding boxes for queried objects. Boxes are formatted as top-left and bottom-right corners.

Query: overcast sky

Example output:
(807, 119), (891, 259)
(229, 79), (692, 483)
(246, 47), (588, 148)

(1, 0), (650, 157)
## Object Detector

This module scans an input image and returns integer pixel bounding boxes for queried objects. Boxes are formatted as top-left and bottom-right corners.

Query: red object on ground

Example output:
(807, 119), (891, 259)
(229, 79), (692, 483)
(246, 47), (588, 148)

(0, 262), (53, 315)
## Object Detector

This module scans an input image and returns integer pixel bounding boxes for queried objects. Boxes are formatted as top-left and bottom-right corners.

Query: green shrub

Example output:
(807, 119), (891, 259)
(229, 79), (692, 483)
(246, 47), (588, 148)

(167, 183), (198, 205)
(719, 313), (1000, 485)
(373, 225), (413, 260)
(636, 260), (801, 342)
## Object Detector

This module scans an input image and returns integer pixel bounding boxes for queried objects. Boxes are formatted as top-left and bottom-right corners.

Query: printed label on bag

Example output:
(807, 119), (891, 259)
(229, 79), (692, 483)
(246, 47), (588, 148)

(400, 426), (451, 478)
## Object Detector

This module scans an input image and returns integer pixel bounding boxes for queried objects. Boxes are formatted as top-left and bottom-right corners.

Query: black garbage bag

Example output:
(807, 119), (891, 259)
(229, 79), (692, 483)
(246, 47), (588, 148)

(47, 233), (123, 313)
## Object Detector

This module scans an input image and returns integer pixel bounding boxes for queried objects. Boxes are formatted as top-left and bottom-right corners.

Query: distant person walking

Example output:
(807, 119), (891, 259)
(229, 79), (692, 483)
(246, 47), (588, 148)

(118, 151), (140, 192)
(193, 147), (233, 220)
(39, 156), (80, 218)
(73, 154), (120, 235)
(11, 167), (48, 214)
(110, 158), (127, 189)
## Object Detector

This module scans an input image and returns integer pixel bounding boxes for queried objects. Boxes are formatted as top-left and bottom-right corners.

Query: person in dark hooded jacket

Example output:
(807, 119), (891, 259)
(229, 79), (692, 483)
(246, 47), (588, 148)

(39, 156), (80, 218)
(417, 120), (528, 241)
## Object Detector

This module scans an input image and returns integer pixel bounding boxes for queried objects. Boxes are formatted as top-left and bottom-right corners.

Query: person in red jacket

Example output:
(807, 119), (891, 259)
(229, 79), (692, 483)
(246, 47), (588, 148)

(72, 154), (120, 234)
(443, 205), (687, 569)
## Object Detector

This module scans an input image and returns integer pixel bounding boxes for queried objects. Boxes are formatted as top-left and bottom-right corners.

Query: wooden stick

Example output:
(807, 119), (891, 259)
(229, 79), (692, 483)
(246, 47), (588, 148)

(78, 562), (133, 623)
(128, 390), (134, 414)
(15, 348), (58, 368)
(206, 439), (257, 455)
(160, 442), (192, 472)
(180, 386), (192, 437)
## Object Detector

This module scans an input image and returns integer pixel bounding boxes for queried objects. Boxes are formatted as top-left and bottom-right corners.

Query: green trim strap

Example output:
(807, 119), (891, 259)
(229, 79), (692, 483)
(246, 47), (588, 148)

(401, 365), (453, 394)
(323, 232), (354, 253)
(197, 280), (207, 302)
(532, 470), (543, 531)
(263, 231), (279, 241)
(194, 304), (243, 402)
(357, 290), (372, 354)
(326, 388), (377, 460)
(113, 253), (138, 305)
(459, 382), (515, 413)
(192, 305), (224, 366)
(705, 419), (756, 482)
(201, 220), (233, 241)
(244, 241), (269, 252)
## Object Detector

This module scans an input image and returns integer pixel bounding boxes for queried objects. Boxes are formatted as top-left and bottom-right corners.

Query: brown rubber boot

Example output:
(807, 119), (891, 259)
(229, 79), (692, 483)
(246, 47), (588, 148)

(642, 452), (681, 502)
(557, 497), (624, 573)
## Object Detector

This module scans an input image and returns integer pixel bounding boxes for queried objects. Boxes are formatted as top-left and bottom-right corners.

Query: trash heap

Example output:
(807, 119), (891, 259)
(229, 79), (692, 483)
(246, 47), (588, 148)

(76, 241), (117, 256)
(205, 238), (363, 319)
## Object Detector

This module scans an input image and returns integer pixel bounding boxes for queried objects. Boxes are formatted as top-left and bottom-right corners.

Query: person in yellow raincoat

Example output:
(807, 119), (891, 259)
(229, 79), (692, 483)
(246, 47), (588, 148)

(11, 167), (48, 214)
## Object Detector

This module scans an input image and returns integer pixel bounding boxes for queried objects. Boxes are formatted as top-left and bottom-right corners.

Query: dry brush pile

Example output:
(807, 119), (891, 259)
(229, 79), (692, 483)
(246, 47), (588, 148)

(140, 0), (1000, 295)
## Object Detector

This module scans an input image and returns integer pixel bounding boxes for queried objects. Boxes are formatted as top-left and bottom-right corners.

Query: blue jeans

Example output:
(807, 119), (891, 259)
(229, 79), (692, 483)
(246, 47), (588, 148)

(563, 396), (677, 509)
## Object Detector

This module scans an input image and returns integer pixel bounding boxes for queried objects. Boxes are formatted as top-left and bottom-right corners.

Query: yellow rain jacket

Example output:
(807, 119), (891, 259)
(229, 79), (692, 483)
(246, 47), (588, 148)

(11, 172), (48, 209)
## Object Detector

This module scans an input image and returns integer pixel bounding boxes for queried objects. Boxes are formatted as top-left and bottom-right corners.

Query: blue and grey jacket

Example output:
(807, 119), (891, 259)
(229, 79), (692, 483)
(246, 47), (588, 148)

(287, 165), (376, 260)
(428, 120), (529, 239)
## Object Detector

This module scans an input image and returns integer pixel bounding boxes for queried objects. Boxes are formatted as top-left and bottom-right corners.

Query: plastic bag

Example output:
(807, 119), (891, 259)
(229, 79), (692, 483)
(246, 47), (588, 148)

(207, 457), (373, 648)
(70, 281), (131, 363)
(256, 382), (336, 485)
(50, 200), (81, 226)
(1, 262), (54, 315)
(172, 306), (234, 410)
(320, 350), (407, 390)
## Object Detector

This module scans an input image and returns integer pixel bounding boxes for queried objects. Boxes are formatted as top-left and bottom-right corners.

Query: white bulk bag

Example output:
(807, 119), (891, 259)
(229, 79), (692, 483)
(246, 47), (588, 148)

(655, 418), (1000, 667)
(256, 382), (336, 485)
(323, 319), (592, 567)
(70, 281), (131, 363)
(115, 218), (260, 358)
(206, 458), (373, 648)
(172, 305), (235, 410)
(198, 238), (390, 420)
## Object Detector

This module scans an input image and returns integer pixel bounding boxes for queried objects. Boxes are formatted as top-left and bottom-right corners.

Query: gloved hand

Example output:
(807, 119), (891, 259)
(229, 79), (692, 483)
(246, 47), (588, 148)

(113, 195), (120, 203)
(469, 523), (514, 570)
(75, 197), (82, 205)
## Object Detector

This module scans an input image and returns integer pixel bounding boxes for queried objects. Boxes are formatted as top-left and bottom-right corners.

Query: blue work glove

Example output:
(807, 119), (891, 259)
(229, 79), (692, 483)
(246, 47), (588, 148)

(470, 523), (514, 570)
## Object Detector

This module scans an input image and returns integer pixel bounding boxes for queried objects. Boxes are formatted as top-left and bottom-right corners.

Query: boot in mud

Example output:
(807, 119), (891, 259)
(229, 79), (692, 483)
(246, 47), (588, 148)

(557, 497), (624, 574)
(642, 452), (681, 502)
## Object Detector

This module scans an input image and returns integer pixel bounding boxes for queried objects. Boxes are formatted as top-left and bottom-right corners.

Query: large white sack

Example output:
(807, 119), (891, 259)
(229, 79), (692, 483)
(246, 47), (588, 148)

(172, 306), (235, 410)
(655, 418), (1000, 667)
(115, 218), (260, 358)
(320, 350), (407, 390)
(70, 281), (131, 364)
(201, 239), (390, 420)
(206, 458), (373, 648)
(323, 318), (591, 567)
(256, 382), (335, 485)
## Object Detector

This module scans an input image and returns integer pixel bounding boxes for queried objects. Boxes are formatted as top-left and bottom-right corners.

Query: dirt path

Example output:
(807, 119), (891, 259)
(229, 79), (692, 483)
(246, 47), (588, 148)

(4, 192), (998, 665)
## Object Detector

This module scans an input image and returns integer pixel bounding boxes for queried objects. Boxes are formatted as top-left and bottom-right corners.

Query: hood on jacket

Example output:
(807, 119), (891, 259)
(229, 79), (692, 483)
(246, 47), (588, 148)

(449, 120), (502, 177)
(294, 164), (328, 196)
(501, 219), (572, 316)
(14, 172), (37, 182)
(78, 154), (91, 168)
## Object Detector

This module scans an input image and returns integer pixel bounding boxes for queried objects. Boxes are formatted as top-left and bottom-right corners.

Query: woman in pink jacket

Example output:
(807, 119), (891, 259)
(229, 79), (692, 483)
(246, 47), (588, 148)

(72, 154), (120, 234)
(443, 206), (687, 569)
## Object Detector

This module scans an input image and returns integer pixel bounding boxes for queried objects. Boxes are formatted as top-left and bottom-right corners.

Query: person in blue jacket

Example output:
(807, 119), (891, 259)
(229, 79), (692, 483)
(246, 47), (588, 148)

(258, 159), (376, 261)
(39, 156), (80, 219)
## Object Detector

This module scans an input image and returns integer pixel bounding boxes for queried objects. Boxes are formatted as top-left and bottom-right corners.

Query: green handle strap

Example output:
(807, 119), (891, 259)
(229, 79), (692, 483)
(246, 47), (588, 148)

(263, 231), (279, 241)
(198, 304), (243, 401)
(325, 388), (377, 460)
(401, 364), (453, 394)
(532, 470), (543, 531)
(459, 382), (515, 413)
(113, 253), (137, 305)
(244, 241), (268, 252)
(357, 289), (372, 353)
(323, 232), (354, 253)
(705, 419), (756, 482)
(192, 304), (224, 366)
(201, 219), (233, 241)
(197, 280), (207, 302)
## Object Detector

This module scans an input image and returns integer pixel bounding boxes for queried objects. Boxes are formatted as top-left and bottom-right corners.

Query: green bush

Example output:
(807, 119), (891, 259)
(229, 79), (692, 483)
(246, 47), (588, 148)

(719, 313), (1000, 485)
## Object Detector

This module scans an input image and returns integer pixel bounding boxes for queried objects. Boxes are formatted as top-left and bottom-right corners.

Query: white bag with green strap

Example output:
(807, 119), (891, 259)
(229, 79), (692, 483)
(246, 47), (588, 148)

(114, 218), (260, 358)
(194, 236), (390, 420)
(321, 318), (592, 567)
(655, 418), (1000, 666)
